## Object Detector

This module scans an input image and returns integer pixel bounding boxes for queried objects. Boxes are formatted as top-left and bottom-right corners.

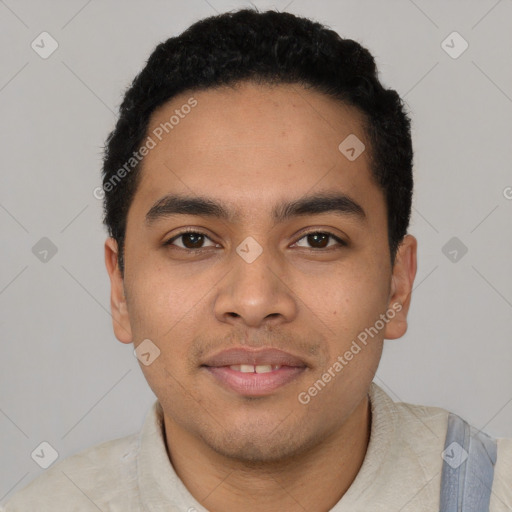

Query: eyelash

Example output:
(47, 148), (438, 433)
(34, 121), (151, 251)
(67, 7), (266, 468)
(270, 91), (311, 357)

(163, 228), (347, 252)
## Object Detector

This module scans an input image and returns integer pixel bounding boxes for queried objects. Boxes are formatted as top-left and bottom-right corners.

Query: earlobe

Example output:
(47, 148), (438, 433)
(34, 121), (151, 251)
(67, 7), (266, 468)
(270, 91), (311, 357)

(104, 237), (133, 344)
(383, 234), (418, 340)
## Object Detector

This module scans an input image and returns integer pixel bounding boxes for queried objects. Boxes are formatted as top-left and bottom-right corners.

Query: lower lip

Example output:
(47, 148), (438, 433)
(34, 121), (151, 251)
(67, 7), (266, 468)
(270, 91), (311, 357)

(204, 366), (306, 396)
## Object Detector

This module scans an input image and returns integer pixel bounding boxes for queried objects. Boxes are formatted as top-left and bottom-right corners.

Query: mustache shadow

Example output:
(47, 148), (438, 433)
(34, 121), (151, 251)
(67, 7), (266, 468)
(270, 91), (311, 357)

(191, 328), (324, 363)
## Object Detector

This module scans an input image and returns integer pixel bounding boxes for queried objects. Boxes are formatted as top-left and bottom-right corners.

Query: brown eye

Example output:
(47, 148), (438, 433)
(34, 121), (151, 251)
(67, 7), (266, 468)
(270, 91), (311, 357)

(165, 231), (217, 250)
(295, 231), (346, 249)
(180, 233), (205, 249)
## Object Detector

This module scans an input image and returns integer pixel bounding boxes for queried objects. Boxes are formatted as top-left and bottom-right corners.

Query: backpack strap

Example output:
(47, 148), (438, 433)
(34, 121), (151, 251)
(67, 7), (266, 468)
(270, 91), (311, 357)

(439, 412), (498, 512)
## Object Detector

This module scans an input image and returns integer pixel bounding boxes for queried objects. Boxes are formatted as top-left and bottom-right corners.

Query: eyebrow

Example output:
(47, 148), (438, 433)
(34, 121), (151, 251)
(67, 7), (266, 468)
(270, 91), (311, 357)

(145, 192), (366, 226)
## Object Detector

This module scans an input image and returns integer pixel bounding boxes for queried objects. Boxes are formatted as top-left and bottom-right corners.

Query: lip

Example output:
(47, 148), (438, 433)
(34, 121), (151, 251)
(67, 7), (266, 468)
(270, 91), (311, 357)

(201, 347), (308, 368)
(204, 366), (306, 396)
(201, 348), (308, 397)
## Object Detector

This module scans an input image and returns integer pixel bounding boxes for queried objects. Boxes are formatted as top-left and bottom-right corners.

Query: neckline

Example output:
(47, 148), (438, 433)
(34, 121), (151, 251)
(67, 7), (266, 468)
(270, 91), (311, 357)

(137, 382), (398, 511)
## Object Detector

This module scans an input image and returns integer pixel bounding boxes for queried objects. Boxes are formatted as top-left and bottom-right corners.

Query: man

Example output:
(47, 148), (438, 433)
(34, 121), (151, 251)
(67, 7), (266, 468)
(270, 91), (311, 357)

(4, 8), (511, 512)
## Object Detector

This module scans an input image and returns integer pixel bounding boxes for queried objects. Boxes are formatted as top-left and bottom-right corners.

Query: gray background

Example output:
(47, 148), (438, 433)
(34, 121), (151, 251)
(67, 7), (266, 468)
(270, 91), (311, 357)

(1, 0), (511, 502)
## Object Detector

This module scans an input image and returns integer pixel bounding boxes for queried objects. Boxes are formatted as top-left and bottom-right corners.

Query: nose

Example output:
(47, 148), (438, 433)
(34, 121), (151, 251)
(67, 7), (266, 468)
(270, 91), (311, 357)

(213, 242), (298, 329)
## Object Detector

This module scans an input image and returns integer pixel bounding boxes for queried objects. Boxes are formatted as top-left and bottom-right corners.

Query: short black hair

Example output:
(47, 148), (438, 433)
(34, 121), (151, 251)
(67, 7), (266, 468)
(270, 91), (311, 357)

(102, 8), (413, 274)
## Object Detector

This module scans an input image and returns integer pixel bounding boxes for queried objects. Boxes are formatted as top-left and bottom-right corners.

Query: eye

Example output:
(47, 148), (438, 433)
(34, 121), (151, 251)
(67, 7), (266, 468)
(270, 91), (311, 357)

(164, 230), (218, 250)
(163, 229), (346, 252)
(294, 231), (346, 250)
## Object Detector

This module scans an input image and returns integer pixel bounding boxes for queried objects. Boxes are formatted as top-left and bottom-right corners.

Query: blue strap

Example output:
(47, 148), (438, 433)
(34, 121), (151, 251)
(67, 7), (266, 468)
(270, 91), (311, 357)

(440, 412), (498, 512)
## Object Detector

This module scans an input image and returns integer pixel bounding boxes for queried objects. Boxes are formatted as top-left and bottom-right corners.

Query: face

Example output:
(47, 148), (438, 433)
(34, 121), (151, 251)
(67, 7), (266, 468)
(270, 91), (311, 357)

(105, 82), (416, 463)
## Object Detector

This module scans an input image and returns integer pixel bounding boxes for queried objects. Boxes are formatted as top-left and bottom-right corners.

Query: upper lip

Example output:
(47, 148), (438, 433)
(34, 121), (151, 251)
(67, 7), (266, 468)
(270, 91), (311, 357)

(201, 348), (308, 368)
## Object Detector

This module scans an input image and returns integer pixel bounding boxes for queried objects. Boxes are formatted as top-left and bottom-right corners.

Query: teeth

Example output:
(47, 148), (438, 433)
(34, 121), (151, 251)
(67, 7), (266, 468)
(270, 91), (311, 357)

(255, 365), (273, 374)
(229, 364), (282, 373)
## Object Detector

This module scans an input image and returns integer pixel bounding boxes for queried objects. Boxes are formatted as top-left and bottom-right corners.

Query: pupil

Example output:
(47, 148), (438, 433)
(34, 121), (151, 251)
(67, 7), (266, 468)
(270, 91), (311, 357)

(308, 233), (328, 248)
(184, 233), (204, 248)
(181, 233), (329, 249)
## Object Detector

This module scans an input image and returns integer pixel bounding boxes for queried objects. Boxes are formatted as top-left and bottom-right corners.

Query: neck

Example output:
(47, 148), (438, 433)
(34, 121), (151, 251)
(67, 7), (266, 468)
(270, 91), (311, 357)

(163, 395), (372, 512)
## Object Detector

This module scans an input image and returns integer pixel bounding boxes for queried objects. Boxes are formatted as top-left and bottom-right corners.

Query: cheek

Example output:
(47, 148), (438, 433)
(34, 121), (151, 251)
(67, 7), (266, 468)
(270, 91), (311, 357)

(127, 268), (206, 399)
(128, 264), (205, 334)
(298, 263), (389, 339)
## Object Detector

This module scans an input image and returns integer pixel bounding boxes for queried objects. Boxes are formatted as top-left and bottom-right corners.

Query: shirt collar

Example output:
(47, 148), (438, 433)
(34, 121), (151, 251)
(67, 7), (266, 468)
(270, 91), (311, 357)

(137, 400), (207, 512)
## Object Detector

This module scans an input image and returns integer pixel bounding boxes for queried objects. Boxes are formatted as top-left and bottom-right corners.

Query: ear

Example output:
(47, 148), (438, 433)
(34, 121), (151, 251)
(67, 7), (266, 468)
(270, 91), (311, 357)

(104, 237), (133, 344)
(383, 234), (418, 340)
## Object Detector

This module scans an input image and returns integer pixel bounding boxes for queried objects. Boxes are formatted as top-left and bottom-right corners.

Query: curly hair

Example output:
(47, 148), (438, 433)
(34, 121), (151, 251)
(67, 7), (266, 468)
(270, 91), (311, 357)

(102, 8), (413, 273)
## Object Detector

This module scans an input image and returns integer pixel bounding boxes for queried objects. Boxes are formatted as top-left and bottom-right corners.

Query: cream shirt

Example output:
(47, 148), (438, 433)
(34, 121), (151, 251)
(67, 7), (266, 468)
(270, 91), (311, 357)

(3, 382), (511, 511)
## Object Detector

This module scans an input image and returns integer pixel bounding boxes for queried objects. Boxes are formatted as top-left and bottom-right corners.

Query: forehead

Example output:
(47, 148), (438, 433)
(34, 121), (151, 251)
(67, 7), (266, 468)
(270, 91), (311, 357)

(131, 82), (384, 223)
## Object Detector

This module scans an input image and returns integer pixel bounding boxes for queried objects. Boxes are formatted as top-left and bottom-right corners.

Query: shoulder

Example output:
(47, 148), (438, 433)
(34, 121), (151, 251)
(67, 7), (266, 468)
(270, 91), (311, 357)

(370, 382), (451, 452)
(377, 385), (512, 510)
(491, 437), (512, 510)
(370, 384), (512, 511)
(2, 433), (141, 512)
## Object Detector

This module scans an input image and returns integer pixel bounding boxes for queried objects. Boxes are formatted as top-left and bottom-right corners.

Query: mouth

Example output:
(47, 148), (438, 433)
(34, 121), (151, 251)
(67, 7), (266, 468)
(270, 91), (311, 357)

(201, 348), (308, 397)
(228, 364), (284, 373)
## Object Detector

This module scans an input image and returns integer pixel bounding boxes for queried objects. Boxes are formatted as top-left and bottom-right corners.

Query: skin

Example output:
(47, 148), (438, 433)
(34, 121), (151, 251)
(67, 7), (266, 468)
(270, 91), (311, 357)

(105, 82), (417, 511)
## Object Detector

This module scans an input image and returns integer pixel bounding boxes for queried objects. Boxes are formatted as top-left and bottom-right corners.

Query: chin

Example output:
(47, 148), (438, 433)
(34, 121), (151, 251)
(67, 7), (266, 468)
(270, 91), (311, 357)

(198, 419), (319, 465)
